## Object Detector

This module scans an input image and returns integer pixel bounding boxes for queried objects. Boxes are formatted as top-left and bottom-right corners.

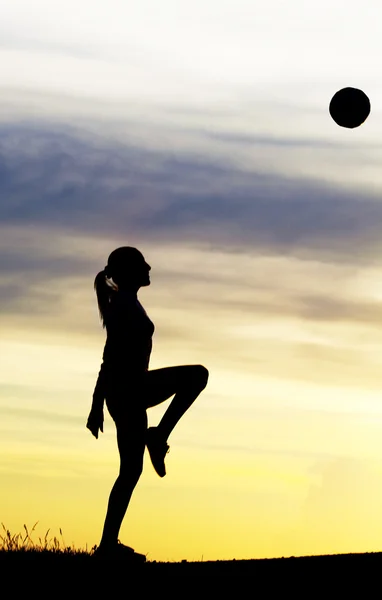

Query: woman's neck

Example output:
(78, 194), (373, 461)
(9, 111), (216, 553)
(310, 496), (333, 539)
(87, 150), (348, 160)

(118, 285), (138, 297)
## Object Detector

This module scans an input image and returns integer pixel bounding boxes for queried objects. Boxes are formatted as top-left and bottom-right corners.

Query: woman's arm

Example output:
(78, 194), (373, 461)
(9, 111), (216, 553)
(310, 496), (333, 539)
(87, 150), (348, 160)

(86, 362), (105, 439)
(91, 361), (106, 411)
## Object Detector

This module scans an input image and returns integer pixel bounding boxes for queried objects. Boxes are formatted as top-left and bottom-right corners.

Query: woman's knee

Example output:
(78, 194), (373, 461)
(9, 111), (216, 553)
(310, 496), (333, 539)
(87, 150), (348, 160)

(116, 426), (146, 482)
(193, 364), (209, 389)
(119, 458), (144, 483)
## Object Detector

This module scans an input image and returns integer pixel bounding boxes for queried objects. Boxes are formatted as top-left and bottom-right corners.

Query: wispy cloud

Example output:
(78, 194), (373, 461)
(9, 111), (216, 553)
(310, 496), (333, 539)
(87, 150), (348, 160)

(1, 121), (382, 266)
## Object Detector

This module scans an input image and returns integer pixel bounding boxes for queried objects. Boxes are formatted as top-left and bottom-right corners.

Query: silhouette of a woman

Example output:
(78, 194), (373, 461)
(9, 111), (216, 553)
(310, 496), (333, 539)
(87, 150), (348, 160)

(86, 247), (209, 560)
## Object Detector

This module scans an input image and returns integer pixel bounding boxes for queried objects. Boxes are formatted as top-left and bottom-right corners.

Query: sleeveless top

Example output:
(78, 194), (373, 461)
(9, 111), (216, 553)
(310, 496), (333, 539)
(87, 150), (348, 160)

(98, 290), (155, 391)
(104, 289), (154, 367)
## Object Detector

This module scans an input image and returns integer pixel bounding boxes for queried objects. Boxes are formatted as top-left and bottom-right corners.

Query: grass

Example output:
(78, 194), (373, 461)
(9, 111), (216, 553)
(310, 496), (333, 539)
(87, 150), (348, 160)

(1, 520), (382, 592)
(0, 522), (96, 557)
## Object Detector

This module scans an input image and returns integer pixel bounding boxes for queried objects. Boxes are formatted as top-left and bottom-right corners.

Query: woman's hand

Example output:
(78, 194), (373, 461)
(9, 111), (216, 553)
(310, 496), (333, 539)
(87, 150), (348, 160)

(86, 408), (104, 439)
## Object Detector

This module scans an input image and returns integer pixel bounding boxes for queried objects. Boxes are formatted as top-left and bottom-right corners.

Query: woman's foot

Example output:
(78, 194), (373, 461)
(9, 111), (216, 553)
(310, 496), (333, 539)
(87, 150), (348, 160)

(93, 540), (146, 562)
(146, 427), (170, 477)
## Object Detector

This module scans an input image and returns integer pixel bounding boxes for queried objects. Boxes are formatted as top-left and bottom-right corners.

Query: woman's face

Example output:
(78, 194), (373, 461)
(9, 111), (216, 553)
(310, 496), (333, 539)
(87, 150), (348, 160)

(119, 254), (151, 288)
(138, 257), (151, 287)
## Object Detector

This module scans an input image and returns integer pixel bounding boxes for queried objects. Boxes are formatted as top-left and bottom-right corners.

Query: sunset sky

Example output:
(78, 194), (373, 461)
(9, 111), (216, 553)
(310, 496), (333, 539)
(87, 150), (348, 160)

(2, 0), (382, 561)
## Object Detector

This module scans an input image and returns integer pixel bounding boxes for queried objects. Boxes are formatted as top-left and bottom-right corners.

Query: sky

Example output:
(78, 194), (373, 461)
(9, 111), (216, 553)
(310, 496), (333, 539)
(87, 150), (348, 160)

(2, 0), (382, 561)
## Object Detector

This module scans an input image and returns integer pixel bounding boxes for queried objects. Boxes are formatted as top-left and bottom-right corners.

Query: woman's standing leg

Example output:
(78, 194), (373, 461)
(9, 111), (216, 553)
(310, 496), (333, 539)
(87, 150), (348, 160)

(99, 403), (147, 548)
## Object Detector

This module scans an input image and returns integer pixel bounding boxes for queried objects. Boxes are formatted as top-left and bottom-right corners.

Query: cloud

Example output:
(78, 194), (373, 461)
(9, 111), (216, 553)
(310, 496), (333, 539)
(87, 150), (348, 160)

(0, 402), (80, 427)
(1, 115), (382, 362)
(296, 294), (382, 324)
(1, 120), (382, 264)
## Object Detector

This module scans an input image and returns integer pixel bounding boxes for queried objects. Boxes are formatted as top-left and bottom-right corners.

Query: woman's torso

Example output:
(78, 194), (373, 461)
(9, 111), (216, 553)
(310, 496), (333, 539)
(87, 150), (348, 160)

(102, 290), (155, 383)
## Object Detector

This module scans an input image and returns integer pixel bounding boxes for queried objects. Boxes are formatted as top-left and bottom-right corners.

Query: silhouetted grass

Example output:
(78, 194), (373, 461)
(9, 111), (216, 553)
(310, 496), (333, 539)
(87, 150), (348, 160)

(1, 520), (382, 593)
(0, 522), (96, 561)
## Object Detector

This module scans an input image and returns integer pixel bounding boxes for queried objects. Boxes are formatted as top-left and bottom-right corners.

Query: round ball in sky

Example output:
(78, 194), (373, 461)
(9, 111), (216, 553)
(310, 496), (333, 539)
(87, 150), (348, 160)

(329, 87), (371, 128)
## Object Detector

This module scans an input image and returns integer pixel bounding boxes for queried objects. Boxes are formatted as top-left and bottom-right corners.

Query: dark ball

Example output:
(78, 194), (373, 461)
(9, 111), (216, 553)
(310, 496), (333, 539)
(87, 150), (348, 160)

(329, 87), (370, 128)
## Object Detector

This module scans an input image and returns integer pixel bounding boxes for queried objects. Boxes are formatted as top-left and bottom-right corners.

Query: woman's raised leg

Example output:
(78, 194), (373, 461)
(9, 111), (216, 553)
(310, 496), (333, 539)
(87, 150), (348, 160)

(142, 364), (208, 477)
(144, 364), (209, 441)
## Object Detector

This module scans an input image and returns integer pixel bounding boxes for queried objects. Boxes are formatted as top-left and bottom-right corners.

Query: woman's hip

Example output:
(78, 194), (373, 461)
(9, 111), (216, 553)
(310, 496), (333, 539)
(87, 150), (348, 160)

(105, 372), (149, 422)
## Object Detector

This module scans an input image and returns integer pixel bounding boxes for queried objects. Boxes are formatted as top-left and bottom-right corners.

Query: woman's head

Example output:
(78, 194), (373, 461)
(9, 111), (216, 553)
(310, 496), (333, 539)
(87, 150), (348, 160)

(94, 246), (151, 328)
(105, 246), (151, 288)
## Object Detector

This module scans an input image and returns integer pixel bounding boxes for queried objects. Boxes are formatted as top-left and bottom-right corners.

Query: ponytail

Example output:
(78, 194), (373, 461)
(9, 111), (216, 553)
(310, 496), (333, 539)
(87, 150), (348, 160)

(94, 270), (117, 329)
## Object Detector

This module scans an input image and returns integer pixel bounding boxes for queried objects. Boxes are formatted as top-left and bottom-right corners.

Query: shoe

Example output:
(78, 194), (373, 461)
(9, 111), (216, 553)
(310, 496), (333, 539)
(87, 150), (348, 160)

(146, 427), (170, 477)
(93, 540), (146, 562)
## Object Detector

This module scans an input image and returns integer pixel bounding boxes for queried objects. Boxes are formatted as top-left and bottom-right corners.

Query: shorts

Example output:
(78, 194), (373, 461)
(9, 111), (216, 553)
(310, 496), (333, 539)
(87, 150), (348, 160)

(105, 371), (149, 423)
